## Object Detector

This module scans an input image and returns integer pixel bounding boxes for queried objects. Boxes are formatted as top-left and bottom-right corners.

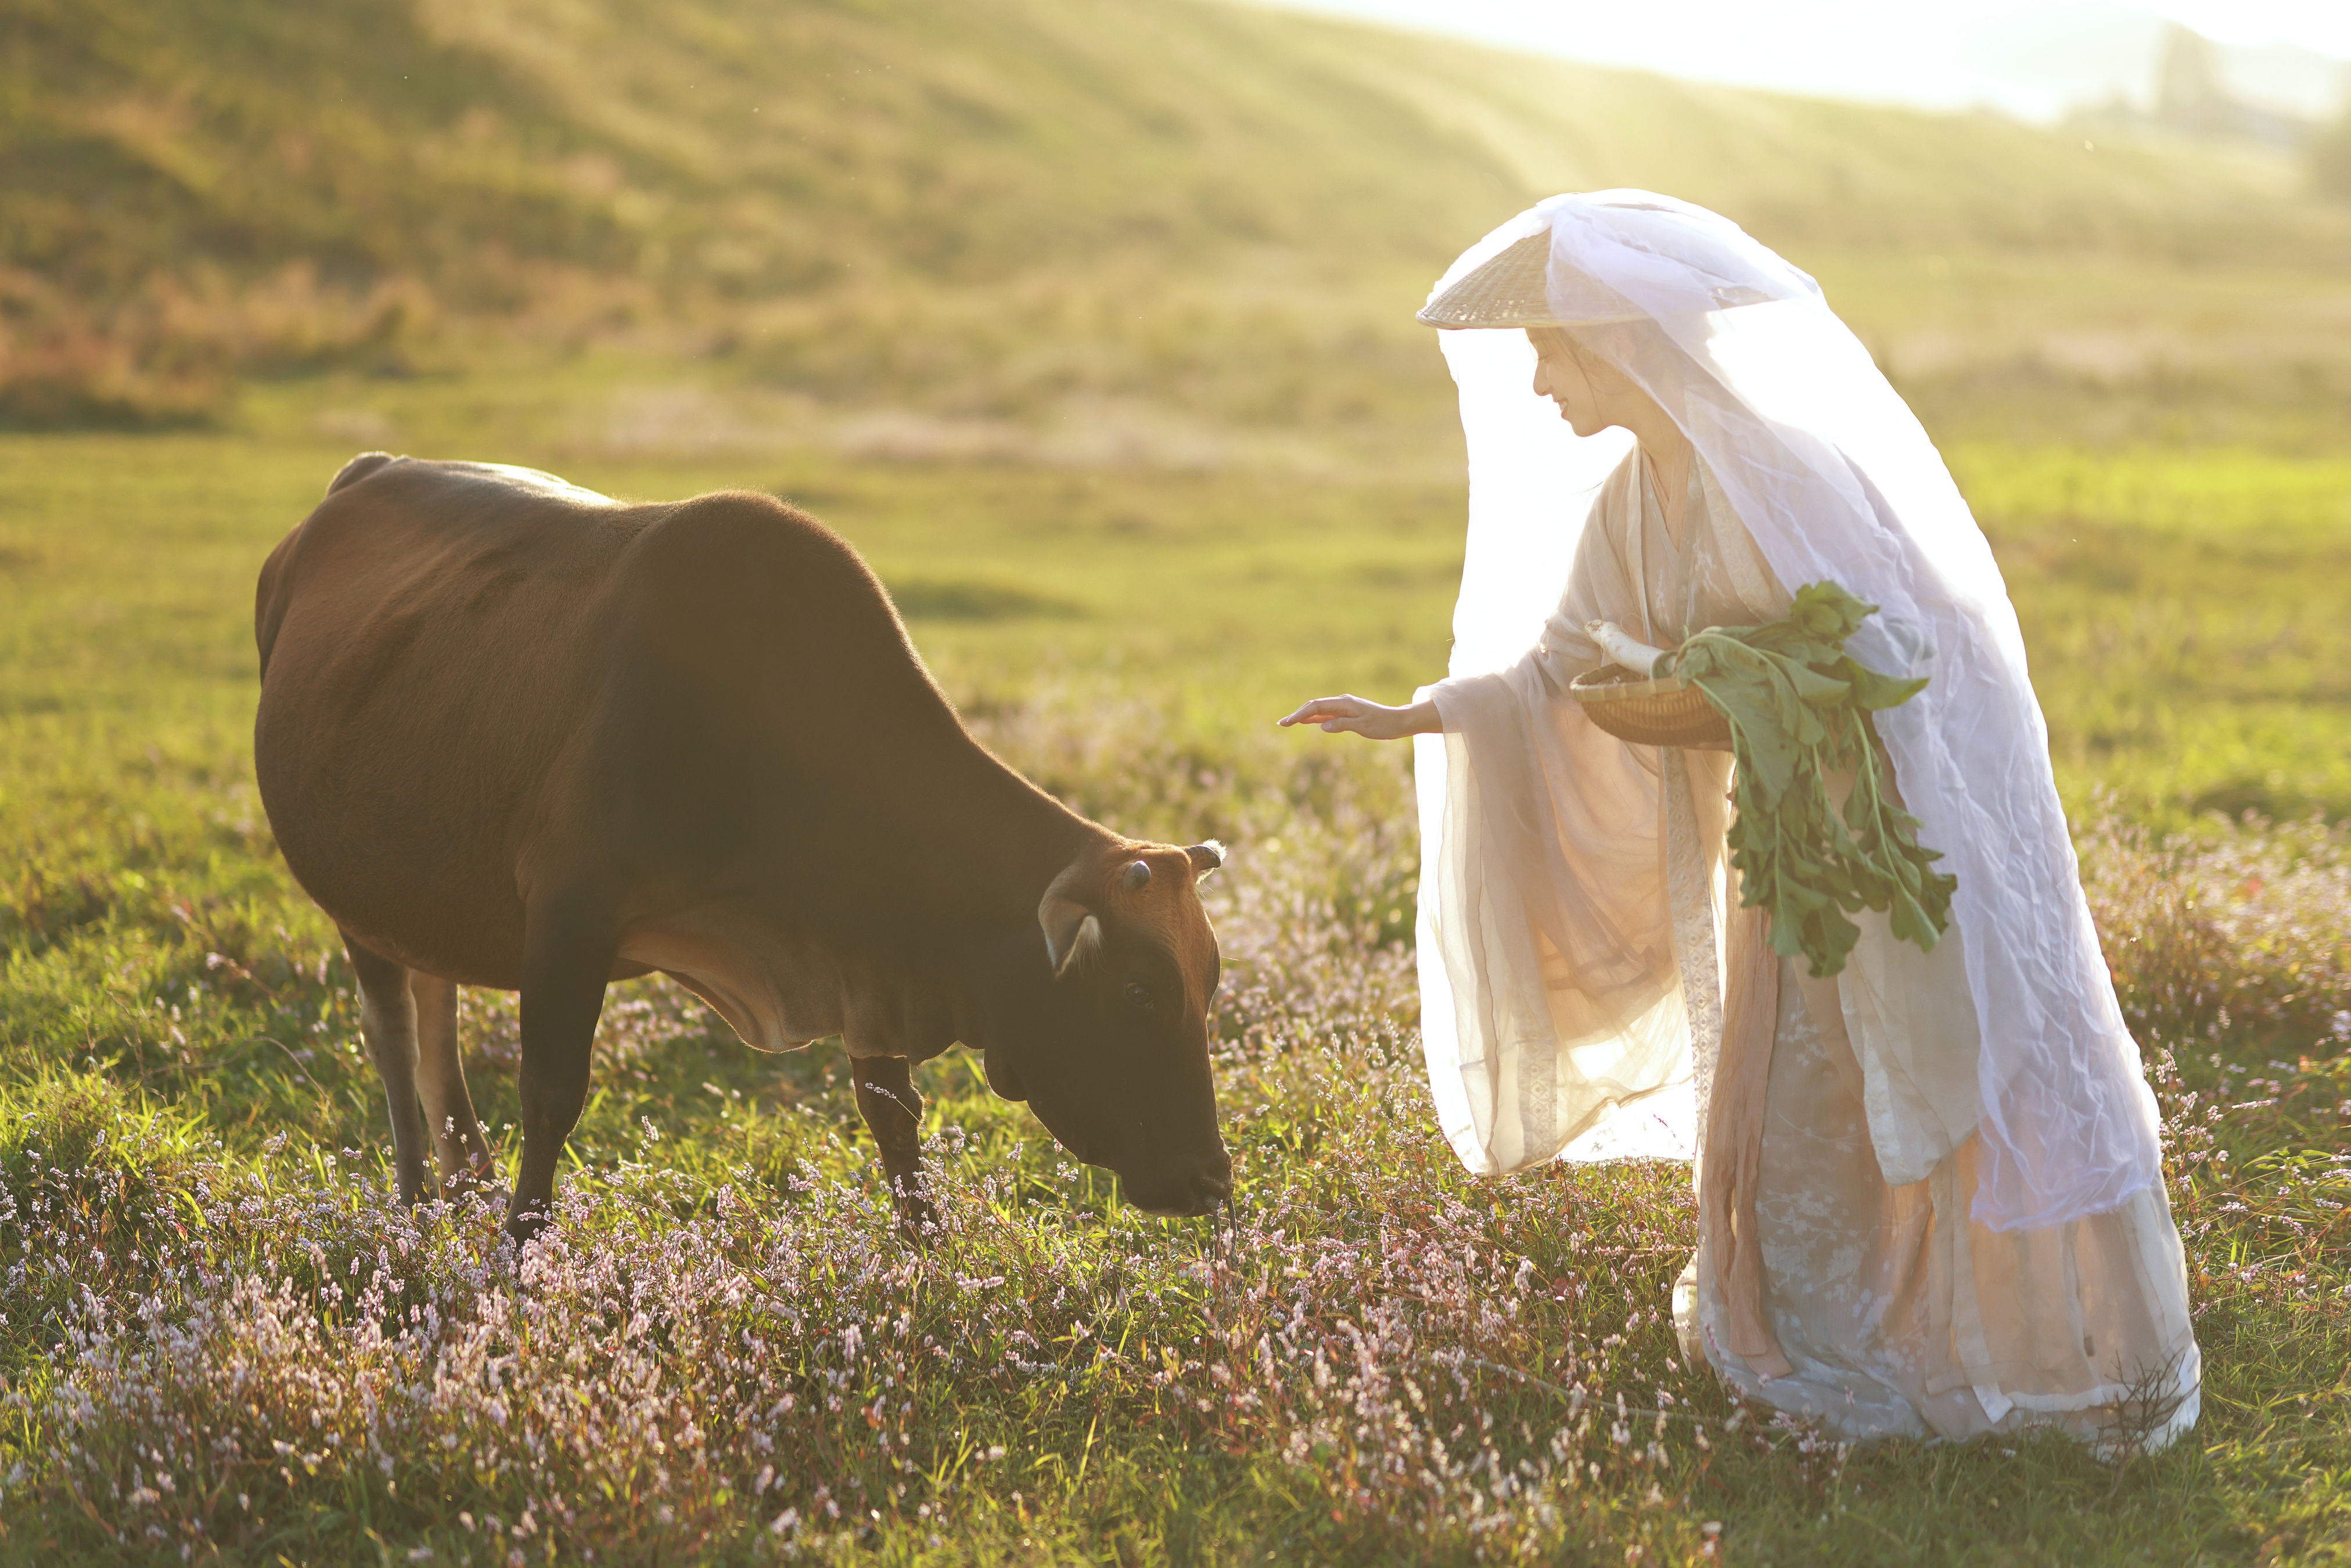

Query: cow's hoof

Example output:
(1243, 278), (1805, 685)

(504, 1207), (554, 1253)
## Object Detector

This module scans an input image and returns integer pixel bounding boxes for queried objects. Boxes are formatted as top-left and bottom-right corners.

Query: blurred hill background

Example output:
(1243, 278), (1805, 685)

(7, 0), (2351, 458)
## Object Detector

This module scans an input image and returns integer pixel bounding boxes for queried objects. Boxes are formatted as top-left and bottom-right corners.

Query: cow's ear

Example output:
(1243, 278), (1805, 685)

(1185, 840), (1225, 880)
(1037, 859), (1102, 979)
(1049, 914), (1103, 979)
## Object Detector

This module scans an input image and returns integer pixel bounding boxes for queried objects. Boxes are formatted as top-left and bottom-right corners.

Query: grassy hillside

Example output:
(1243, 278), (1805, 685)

(8, 0), (2351, 446)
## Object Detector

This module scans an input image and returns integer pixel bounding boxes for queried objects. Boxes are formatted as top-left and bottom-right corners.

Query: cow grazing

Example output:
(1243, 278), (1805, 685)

(253, 454), (1233, 1245)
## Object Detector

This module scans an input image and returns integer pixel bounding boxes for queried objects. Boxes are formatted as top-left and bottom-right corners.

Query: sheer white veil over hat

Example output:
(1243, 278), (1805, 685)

(1413, 191), (2163, 1232)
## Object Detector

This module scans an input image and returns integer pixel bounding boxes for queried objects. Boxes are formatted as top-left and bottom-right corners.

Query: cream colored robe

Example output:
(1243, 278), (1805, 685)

(1422, 448), (2199, 1444)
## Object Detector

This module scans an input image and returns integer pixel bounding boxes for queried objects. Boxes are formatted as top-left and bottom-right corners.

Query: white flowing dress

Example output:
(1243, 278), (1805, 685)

(1418, 446), (2201, 1444)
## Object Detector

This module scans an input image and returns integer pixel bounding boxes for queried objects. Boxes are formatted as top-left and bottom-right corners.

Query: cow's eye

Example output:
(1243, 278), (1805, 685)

(1122, 979), (1157, 1013)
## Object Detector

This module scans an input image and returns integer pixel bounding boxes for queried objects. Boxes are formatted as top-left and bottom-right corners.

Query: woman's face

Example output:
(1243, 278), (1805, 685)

(1528, 328), (1624, 438)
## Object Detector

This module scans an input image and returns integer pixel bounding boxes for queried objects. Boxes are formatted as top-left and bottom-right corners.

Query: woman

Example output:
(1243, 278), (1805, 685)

(1281, 192), (2198, 1445)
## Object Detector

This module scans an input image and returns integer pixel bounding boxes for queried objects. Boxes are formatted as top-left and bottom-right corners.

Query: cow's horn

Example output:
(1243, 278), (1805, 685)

(1185, 840), (1225, 879)
(1122, 858), (1152, 893)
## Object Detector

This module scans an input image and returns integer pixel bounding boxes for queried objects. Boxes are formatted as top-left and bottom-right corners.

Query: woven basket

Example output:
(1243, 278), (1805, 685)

(1569, 665), (1732, 750)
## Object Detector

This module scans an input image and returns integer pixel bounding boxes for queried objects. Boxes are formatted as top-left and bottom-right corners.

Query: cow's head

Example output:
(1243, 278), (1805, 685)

(983, 838), (1232, 1217)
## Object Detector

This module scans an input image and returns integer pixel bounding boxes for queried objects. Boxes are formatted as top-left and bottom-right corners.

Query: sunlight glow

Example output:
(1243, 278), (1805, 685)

(2144, 1), (2351, 53)
(1262, 0), (2350, 123)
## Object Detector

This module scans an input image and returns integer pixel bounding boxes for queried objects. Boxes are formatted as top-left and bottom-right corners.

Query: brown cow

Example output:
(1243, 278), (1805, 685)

(253, 454), (1232, 1246)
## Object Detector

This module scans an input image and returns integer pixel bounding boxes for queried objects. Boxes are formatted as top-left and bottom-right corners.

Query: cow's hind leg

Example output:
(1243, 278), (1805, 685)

(506, 894), (614, 1250)
(346, 933), (430, 1206)
(410, 972), (498, 1197)
(853, 1056), (937, 1242)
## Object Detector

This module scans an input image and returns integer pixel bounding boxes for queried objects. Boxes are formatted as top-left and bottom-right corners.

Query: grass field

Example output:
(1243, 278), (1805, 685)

(0, 393), (2345, 1563)
(7, 1), (2351, 1558)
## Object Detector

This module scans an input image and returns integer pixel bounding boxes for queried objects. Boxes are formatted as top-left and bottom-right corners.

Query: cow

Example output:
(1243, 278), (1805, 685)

(253, 453), (1233, 1247)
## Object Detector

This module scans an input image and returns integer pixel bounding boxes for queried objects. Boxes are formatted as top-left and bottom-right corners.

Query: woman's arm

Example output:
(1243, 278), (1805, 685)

(1282, 466), (1671, 745)
(1276, 693), (1441, 740)
(1278, 617), (1658, 743)
(1584, 620), (1669, 675)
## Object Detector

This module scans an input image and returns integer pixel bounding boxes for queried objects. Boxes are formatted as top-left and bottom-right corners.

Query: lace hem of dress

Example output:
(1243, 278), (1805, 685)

(1663, 746), (1721, 1167)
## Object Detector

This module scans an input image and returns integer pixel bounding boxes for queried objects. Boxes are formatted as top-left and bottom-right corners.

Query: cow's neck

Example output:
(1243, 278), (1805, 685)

(627, 740), (1115, 1066)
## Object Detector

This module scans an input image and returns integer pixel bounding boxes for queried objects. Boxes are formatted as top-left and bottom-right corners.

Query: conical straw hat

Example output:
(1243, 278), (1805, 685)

(1417, 232), (1555, 328)
(1417, 228), (1646, 329)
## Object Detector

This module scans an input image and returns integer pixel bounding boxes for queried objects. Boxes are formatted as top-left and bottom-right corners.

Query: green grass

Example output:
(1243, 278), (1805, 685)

(1950, 442), (2351, 826)
(10, 393), (2346, 826)
(0, 407), (2346, 1563)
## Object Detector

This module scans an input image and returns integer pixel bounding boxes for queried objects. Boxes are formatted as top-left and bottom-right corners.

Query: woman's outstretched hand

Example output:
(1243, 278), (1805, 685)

(1277, 694), (1441, 740)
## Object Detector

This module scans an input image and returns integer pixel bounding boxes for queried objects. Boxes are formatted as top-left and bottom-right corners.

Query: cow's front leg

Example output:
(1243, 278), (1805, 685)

(853, 1055), (937, 1242)
(507, 894), (615, 1250)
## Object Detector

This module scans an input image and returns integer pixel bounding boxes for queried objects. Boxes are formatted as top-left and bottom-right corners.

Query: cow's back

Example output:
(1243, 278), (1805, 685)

(256, 459), (680, 981)
(258, 454), (1045, 994)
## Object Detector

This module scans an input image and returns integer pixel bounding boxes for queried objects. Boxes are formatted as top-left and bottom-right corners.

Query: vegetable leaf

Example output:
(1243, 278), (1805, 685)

(1658, 581), (1956, 978)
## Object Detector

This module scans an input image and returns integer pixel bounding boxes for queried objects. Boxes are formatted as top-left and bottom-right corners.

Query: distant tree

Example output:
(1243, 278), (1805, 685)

(2155, 24), (2233, 138)
(2152, 22), (2308, 151)
(2312, 110), (2351, 203)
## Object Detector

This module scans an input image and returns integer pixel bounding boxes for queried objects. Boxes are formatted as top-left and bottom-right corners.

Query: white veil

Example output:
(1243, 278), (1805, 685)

(1414, 192), (2163, 1233)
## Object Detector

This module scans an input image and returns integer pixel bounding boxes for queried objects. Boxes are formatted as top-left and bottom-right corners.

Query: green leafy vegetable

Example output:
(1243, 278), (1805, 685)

(1659, 581), (1956, 979)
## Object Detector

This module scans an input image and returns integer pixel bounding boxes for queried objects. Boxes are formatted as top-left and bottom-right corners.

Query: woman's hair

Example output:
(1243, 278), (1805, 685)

(1526, 324), (1578, 359)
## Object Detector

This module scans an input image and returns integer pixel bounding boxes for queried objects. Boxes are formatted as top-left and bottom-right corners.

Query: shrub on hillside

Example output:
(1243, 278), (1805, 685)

(0, 274), (226, 429)
(0, 265), (436, 429)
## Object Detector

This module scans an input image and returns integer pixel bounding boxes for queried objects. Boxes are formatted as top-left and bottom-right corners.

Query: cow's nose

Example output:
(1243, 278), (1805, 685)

(1125, 1160), (1234, 1218)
